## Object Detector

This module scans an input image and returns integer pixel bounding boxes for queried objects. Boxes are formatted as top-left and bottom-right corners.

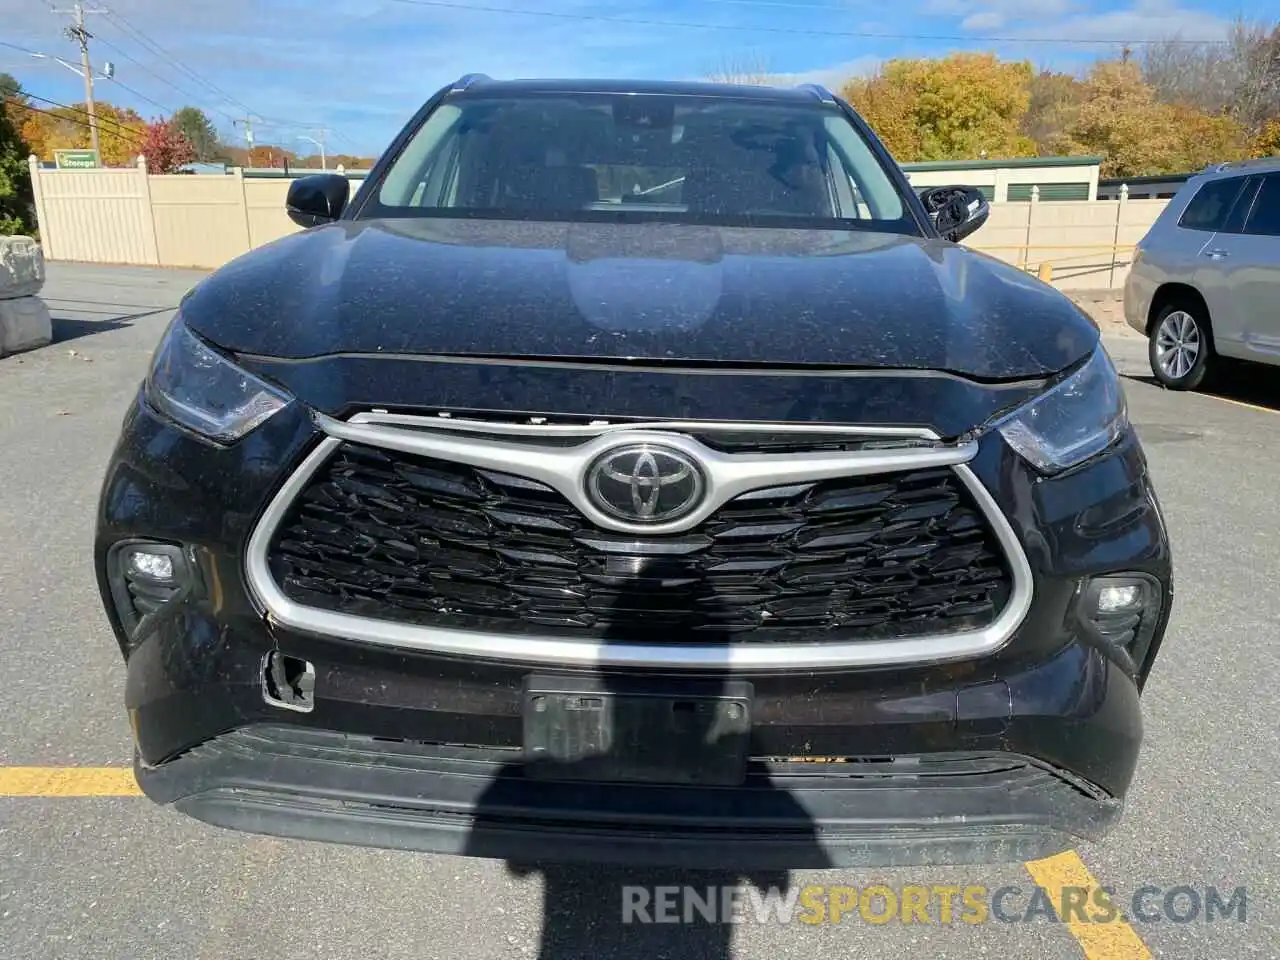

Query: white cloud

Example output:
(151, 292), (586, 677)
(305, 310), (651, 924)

(929, 0), (1230, 44)
(961, 11), (1008, 30)
(776, 55), (885, 88)
(1008, 0), (1231, 43)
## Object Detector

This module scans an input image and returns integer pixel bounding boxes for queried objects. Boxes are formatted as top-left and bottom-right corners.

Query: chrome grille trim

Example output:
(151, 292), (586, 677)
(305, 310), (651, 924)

(316, 412), (973, 536)
(245, 414), (1033, 671)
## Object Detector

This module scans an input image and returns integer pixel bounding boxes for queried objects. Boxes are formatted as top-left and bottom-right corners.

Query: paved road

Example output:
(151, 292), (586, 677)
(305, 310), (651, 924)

(1, 263), (1277, 959)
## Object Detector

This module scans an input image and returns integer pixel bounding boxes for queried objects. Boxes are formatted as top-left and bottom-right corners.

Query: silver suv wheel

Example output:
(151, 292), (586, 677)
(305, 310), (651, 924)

(1154, 311), (1200, 380)
(1149, 300), (1214, 391)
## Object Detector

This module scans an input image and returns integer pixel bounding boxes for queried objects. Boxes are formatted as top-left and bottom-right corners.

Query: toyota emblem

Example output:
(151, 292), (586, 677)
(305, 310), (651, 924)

(585, 443), (706, 524)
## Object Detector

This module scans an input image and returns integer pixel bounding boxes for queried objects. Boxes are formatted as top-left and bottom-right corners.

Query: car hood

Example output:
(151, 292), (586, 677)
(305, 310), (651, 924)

(182, 218), (1097, 379)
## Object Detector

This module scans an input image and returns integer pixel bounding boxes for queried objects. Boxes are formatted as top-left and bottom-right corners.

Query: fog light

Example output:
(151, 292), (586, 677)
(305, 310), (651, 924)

(1096, 583), (1141, 613)
(106, 541), (198, 645)
(126, 549), (175, 582)
(1079, 573), (1163, 674)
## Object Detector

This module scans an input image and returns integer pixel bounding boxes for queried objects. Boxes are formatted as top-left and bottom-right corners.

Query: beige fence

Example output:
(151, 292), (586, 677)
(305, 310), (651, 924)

(29, 158), (1168, 289)
(971, 194), (1168, 290)
(28, 157), (304, 269)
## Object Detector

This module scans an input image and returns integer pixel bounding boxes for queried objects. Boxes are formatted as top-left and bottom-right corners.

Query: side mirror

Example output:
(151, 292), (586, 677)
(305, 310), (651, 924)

(920, 185), (990, 242)
(286, 174), (350, 227)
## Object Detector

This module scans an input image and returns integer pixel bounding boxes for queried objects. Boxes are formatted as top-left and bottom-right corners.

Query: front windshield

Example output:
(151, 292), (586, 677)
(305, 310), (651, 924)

(366, 93), (915, 233)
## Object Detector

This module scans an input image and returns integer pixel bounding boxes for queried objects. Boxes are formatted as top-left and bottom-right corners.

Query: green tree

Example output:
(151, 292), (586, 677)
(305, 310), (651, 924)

(171, 106), (220, 161)
(0, 73), (34, 235)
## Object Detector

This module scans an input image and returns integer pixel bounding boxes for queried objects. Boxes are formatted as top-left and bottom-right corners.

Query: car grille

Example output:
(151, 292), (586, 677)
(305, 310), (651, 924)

(267, 441), (1012, 642)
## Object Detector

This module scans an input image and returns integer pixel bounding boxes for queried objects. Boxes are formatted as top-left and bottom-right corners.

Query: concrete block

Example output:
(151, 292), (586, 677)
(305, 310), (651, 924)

(0, 296), (52, 357)
(0, 236), (46, 300)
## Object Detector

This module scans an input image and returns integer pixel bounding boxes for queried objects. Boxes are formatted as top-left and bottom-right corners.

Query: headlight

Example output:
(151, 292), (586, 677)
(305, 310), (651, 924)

(145, 317), (291, 443)
(995, 348), (1127, 474)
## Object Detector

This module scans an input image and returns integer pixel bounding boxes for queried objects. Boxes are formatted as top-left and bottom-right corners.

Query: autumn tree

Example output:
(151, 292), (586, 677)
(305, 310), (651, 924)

(842, 53), (1036, 161)
(1251, 118), (1280, 157)
(1069, 59), (1249, 177)
(1169, 104), (1250, 170)
(139, 119), (195, 173)
(1142, 19), (1280, 138)
(842, 74), (922, 158)
(1070, 61), (1178, 177)
(20, 100), (145, 166)
(246, 144), (296, 167)
(0, 74), (34, 235)
(170, 106), (220, 161)
(1021, 70), (1086, 156)
(327, 153), (376, 169)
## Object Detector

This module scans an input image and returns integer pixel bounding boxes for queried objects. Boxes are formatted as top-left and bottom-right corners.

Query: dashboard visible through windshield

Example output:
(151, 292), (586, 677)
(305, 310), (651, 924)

(364, 93), (918, 233)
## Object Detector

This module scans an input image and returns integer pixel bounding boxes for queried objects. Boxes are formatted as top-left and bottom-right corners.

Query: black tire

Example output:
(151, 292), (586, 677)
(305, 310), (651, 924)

(1149, 299), (1215, 391)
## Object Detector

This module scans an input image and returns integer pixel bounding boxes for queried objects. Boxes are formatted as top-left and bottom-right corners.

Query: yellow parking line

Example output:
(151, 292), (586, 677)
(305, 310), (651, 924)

(1205, 394), (1280, 415)
(0, 767), (141, 796)
(1025, 851), (1152, 959)
(0, 767), (1153, 959)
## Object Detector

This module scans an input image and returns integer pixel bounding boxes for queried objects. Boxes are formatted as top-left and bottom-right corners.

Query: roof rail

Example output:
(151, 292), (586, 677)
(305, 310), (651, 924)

(796, 82), (836, 104)
(451, 73), (493, 92)
(1209, 155), (1280, 173)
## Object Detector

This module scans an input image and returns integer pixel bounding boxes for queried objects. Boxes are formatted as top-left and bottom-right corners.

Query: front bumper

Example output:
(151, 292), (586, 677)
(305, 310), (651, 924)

(139, 724), (1120, 869)
(97, 392), (1171, 867)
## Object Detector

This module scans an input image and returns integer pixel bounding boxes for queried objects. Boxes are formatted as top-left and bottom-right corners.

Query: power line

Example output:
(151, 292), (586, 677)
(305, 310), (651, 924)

(2, 95), (144, 144)
(0, 39), (43, 56)
(382, 0), (1234, 46)
(9, 91), (144, 136)
(99, 10), (335, 134)
(92, 32), (238, 122)
(105, 76), (172, 114)
(12, 29), (351, 148)
(101, 9), (259, 115)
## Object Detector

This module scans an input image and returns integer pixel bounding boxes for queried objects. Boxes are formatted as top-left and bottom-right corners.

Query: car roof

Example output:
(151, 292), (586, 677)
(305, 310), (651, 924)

(446, 75), (837, 104)
(1199, 155), (1280, 179)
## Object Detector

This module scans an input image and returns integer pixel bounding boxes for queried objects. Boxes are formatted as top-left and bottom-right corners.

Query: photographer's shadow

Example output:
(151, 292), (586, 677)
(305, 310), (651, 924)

(462, 585), (825, 959)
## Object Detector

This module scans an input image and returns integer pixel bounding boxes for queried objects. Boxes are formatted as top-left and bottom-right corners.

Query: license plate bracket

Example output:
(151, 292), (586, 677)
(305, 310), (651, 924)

(522, 675), (753, 786)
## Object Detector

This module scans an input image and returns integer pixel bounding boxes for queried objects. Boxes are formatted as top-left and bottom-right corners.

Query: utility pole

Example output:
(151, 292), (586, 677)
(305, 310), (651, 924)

(234, 115), (256, 163)
(54, 3), (106, 159)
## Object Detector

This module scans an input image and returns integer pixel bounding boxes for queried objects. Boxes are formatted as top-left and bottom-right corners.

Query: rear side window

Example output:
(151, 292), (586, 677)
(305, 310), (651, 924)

(1178, 177), (1247, 232)
(1243, 174), (1280, 237)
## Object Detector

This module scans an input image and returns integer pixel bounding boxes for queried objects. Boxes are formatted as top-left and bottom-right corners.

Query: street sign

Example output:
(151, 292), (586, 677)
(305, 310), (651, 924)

(54, 149), (100, 170)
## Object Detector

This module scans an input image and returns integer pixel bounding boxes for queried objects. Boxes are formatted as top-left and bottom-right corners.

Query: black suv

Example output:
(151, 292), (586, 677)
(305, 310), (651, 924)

(95, 77), (1172, 869)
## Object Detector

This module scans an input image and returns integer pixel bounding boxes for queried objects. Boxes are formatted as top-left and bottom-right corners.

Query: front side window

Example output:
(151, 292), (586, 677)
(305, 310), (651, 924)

(1178, 176), (1247, 232)
(366, 93), (915, 233)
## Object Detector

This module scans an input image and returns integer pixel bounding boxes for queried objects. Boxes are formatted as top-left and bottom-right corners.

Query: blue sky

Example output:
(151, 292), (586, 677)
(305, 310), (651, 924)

(2, 0), (1265, 156)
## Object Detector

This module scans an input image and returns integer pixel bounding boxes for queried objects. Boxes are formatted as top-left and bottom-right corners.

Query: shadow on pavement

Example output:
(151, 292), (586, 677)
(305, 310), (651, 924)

(462, 584), (822, 959)
(49, 306), (176, 344)
(1124, 363), (1280, 413)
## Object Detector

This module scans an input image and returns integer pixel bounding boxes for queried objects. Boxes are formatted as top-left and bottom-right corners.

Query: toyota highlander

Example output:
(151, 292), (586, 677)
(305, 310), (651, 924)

(95, 76), (1173, 869)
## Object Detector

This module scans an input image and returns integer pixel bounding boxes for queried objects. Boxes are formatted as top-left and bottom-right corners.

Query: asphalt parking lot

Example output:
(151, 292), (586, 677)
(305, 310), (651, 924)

(1, 262), (1277, 959)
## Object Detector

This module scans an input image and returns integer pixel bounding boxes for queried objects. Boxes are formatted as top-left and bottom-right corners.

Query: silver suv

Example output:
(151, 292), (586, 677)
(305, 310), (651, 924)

(1125, 157), (1280, 389)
